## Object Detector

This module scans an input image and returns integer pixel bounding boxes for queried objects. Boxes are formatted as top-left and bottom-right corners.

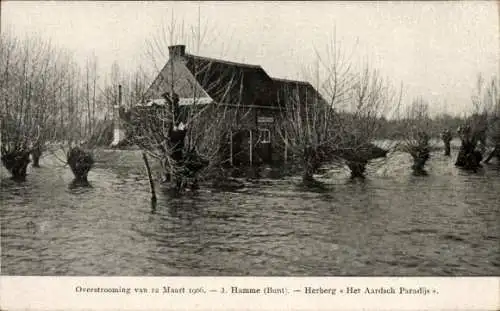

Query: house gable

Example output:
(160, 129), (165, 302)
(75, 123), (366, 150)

(143, 59), (212, 106)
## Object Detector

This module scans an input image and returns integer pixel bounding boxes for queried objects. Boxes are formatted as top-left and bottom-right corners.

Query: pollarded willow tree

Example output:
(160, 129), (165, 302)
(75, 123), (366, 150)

(277, 34), (396, 183)
(398, 97), (433, 175)
(276, 77), (342, 183)
(120, 11), (254, 194)
(41, 52), (114, 186)
(483, 76), (500, 163)
(121, 82), (242, 193)
(0, 31), (67, 180)
(333, 63), (400, 178)
(55, 58), (94, 184)
(0, 29), (110, 184)
(456, 74), (499, 168)
(276, 33), (356, 184)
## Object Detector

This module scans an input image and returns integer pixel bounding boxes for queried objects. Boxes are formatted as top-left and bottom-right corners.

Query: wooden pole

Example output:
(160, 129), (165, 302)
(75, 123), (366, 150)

(284, 132), (288, 164)
(249, 129), (253, 166)
(142, 152), (157, 204)
(229, 129), (233, 166)
(117, 84), (122, 137)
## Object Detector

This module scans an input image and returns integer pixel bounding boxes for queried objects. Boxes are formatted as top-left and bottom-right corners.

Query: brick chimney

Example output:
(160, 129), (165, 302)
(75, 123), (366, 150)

(168, 45), (186, 59)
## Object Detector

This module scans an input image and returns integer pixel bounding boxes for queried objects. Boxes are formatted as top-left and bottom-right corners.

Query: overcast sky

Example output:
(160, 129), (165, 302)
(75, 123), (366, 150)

(2, 1), (498, 116)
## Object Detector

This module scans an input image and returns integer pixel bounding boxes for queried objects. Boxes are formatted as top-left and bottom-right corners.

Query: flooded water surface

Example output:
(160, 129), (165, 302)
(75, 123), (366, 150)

(1, 149), (499, 276)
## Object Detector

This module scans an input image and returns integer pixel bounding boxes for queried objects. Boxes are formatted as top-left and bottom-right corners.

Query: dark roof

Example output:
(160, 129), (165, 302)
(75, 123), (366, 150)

(184, 53), (276, 107)
(188, 54), (262, 69)
(272, 77), (327, 107)
(273, 77), (311, 85)
(144, 47), (327, 109)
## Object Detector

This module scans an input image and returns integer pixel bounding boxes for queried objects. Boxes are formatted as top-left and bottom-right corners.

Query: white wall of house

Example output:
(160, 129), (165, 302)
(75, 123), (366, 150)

(111, 127), (125, 147)
(110, 104), (125, 147)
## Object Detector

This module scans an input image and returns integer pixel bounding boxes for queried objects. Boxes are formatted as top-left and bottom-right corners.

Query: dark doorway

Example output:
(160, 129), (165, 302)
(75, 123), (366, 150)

(256, 128), (272, 164)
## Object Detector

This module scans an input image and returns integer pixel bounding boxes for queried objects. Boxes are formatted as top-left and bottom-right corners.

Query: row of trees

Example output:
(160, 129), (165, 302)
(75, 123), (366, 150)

(1, 22), (498, 194)
(454, 75), (499, 169)
(0, 31), (149, 183)
(115, 21), (404, 190)
(0, 19), (250, 192)
(394, 75), (500, 175)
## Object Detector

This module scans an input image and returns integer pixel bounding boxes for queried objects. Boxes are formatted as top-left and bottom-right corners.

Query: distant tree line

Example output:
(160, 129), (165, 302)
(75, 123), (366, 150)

(374, 113), (465, 140)
(1, 18), (498, 197)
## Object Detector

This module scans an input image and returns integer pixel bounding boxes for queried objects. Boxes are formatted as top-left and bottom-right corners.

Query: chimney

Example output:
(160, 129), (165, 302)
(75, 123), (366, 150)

(168, 45), (186, 59)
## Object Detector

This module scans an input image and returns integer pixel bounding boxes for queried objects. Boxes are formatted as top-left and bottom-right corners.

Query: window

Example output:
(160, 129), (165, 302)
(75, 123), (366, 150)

(258, 128), (271, 144)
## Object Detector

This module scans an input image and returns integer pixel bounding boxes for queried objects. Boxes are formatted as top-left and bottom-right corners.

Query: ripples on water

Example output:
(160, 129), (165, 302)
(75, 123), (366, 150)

(1, 149), (499, 276)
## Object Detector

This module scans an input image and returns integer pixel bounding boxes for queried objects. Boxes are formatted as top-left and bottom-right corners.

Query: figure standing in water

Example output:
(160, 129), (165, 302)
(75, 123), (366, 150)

(441, 129), (452, 156)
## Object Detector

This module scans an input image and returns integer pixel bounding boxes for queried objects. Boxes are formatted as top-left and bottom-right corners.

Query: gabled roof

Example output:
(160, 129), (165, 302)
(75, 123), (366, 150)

(143, 46), (326, 109)
(272, 77), (327, 107)
(183, 53), (276, 107)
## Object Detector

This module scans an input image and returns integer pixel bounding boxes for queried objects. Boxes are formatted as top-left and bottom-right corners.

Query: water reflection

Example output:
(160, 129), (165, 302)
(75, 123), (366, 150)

(166, 198), (203, 221)
(150, 199), (157, 214)
(1, 150), (499, 276)
(68, 178), (93, 189)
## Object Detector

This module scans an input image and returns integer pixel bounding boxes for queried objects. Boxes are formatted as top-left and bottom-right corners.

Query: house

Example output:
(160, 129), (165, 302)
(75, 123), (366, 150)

(115, 45), (327, 166)
(273, 77), (326, 108)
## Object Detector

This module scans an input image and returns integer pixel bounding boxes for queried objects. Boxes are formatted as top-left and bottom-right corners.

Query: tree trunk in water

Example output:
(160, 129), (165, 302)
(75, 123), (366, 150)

(455, 141), (482, 170)
(142, 152), (157, 204)
(302, 149), (317, 184)
(347, 160), (367, 179)
(411, 148), (430, 176)
(455, 125), (483, 170)
(407, 131), (431, 176)
(31, 146), (42, 167)
(302, 169), (314, 183)
(67, 147), (94, 182)
(1, 151), (31, 181)
(302, 167), (324, 188)
(168, 128), (186, 192)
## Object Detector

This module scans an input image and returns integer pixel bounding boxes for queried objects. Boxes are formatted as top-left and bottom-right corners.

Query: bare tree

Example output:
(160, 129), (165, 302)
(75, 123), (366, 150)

(398, 97), (433, 175)
(480, 76), (500, 163)
(122, 58), (252, 192)
(277, 35), (395, 183)
(0, 32), (68, 180)
(34, 51), (113, 186)
(335, 64), (399, 178)
(454, 74), (492, 170)
(120, 12), (251, 194)
(276, 34), (355, 184)
(277, 84), (343, 184)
